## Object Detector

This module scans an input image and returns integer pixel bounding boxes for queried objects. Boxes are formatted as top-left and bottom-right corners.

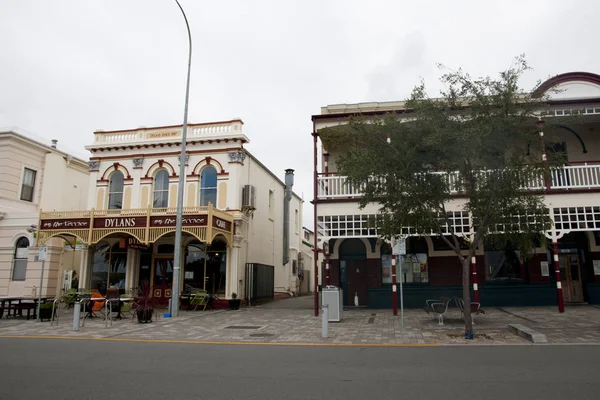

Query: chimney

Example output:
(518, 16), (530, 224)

(282, 169), (295, 265)
(51, 139), (58, 149)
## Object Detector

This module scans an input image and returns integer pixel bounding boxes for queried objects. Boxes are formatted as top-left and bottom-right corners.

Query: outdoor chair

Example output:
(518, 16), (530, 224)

(453, 296), (485, 324)
(61, 288), (77, 309)
(424, 296), (452, 325)
(86, 292), (106, 319)
(190, 289), (209, 311)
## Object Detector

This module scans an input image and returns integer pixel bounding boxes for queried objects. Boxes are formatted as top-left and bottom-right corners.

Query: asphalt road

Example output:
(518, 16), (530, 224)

(0, 338), (598, 400)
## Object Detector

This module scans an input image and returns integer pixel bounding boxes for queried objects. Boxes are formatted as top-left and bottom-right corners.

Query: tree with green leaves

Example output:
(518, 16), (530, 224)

(321, 56), (562, 337)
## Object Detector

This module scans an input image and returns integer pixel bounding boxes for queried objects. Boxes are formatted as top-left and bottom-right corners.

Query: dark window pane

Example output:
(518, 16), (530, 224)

(108, 172), (124, 209)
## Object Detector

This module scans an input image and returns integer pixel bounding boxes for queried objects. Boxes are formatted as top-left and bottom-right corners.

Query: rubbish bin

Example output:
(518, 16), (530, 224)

(322, 285), (343, 322)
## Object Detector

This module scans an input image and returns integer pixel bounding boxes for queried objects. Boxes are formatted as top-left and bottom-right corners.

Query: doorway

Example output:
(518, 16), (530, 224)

(152, 258), (173, 305)
(339, 238), (367, 306)
(559, 254), (584, 303)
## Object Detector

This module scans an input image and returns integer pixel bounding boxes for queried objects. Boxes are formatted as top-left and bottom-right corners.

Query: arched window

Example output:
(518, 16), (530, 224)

(199, 166), (217, 206)
(12, 237), (29, 281)
(153, 170), (169, 208)
(108, 172), (124, 209)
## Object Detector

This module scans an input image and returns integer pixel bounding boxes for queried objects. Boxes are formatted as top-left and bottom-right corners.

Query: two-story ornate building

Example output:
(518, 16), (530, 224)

(311, 72), (600, 310)
(36, 119), (304, 304)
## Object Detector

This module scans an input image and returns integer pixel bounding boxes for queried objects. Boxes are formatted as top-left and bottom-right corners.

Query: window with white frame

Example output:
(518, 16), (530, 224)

(12, 237), (29, 281)
(153, 170), (169, 208)
(200, 166), (217, 206)
(20, 168), (36, 202)
(108, 171), (124, 209)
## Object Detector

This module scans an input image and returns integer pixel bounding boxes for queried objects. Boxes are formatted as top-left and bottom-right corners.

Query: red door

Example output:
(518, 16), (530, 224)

(346, 260), (368, 306)
(153, 258), (174, 305)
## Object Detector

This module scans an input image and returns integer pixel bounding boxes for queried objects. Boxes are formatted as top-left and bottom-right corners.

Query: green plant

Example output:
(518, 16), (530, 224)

(39, 302), (54, 309)
(231, 292), (237, 299)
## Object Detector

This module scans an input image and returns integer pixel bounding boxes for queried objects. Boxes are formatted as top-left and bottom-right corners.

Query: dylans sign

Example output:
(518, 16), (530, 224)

(39, 214), (229, 230)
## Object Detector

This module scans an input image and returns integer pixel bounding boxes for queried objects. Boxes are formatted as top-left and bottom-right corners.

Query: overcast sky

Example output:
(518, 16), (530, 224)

(1, 0), (598, 229)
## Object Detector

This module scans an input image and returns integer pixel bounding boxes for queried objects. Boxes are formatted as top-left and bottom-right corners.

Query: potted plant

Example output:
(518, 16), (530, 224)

(228, 292), (241, 310)
(134, 280), (156, 323)
(38, 302), (55, 321)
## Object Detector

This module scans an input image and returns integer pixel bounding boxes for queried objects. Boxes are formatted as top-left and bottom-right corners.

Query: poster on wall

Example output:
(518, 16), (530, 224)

(381, 254), (392, 284)
(540, 261), (549, 277)
(593, 260), (600, 276)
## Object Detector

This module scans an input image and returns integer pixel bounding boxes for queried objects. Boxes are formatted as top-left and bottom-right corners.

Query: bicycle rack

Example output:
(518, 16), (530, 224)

(104, 299), (111, 328)
(50, 298), (61, 327)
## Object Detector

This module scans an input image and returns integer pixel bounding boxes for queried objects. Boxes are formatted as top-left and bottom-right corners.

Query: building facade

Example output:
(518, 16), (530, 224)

(311, 72), (600, 310)
(36, 120), (303, 304)
(0, 131), (89, 298)
(299, 227), (315, 294)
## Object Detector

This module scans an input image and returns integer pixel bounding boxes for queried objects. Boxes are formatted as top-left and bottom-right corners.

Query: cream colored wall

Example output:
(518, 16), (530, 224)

(546, 121), (600, 163)
(0, 134), (89, 297)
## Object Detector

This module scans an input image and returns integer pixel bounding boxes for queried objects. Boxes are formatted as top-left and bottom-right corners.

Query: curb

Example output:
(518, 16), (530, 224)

(508, 323), (548, 343)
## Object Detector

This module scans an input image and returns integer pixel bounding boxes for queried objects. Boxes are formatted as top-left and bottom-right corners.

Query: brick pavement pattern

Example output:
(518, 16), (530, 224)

(1, 296), (599, 345)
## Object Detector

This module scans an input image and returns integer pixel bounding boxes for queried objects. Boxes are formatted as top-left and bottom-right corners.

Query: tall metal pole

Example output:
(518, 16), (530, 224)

(171, 0), (192, 318)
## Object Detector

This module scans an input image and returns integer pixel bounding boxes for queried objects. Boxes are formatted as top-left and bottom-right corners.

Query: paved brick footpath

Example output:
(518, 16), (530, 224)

(0, 296), (599, 345)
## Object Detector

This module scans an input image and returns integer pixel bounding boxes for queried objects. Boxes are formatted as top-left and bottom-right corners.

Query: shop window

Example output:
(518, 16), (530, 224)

(153, 169), (169, 208)
(484, 242), (521, 280)
(157, 244), (175, 254)
(200, 166), (217, 206)
(380, 242), (392, 284)
(12, 237), (29, 281)
(91, 241), (127, 295)
(398, 253), (428, 283)
(108, 172), (124, 209)
(184, 240), (226, 294)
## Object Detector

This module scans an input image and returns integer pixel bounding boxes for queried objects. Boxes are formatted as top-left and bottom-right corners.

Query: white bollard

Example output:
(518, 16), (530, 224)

(322, 304), (329, 338)
(72, 300), (81, 331)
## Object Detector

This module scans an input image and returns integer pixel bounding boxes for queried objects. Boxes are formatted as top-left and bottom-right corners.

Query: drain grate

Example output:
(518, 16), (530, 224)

(225, 325), (262, 330)
(249, 333), (275, 337)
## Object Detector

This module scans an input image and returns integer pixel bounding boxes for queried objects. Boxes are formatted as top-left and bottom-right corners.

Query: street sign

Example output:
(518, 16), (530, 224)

(392, 238), (406, 255)
(38, 246), (48, 261)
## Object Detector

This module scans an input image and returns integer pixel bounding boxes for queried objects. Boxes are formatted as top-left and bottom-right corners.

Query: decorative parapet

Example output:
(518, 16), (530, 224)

(228, 151), (246, 164)
(91, 120), (247, 146)
(88, 161), (100, 171)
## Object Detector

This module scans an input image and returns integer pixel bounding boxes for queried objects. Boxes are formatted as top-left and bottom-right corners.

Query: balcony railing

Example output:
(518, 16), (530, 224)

(317, 164), (600, 200)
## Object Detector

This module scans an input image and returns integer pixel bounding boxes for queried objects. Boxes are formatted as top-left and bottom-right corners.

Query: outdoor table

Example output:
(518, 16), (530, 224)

(0, 296), (54, 320)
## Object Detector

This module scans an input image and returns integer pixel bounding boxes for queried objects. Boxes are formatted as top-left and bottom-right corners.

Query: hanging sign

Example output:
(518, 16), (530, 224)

(392, 237), (406, 255)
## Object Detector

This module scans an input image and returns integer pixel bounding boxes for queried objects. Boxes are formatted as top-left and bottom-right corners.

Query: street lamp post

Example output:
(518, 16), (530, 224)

(171, 0), (193, 318)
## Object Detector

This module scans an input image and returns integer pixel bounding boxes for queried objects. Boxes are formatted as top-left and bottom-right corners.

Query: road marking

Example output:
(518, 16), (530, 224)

(0, 335), (440, 347)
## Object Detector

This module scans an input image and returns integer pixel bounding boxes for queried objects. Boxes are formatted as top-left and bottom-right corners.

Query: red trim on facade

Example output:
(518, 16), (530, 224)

(88, 148), (244, 162)
(144, 159), (177, 178)
(100, 163), (131, 180)
(533, 72), (600, 97)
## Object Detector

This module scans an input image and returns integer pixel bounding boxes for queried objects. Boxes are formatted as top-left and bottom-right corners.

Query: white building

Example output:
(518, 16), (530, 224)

(0, 130), (89, 298)
(36, 119), (303, 305)
(311, 72), (600, 310)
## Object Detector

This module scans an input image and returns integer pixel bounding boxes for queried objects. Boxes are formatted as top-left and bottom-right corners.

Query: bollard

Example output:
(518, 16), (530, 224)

(322, 304), (329, 338)
(73, 300), (81, 331)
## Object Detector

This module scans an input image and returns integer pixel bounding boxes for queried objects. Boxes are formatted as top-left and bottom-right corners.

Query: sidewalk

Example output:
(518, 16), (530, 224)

(0, 296), (599, 345)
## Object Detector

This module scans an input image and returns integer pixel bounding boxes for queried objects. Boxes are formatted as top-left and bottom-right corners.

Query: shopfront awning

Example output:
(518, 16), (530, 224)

(36, 204), (234, 246)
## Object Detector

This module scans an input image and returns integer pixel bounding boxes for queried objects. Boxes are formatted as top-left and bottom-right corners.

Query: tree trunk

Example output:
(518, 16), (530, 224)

(462, 257), (474, 339)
